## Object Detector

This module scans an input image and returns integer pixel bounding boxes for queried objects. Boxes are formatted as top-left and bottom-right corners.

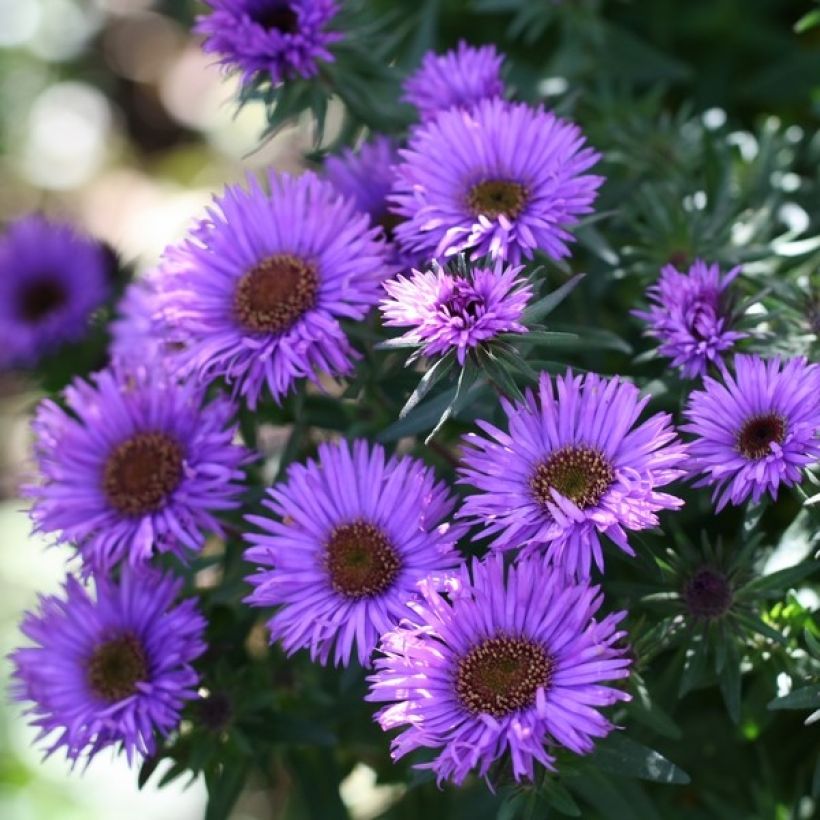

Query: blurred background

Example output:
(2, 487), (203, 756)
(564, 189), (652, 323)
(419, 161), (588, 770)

(0, 1), (818, 818)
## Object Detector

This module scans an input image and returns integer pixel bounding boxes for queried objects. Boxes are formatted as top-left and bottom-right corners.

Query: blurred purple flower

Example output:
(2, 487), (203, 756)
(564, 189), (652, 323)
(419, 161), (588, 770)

(391, 98), (603, 265)
(367, 554), (631, 785)
(245, 439), (465, 666)
(10, 569), (205, 765)
(0, 214), (112, 368)
(196, 0), (341, 87)
(683, 354), (820, 509)
(402, 41), (505, 120)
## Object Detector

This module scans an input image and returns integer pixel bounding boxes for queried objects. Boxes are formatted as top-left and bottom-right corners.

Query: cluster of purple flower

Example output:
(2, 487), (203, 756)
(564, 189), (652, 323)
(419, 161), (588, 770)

(5, 18), (819, 795)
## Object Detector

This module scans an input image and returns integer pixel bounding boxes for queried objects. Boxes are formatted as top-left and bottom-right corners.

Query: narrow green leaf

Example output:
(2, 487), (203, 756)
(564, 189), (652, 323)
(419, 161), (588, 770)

(541, 780), (582, 816)
(588, 733), (690, 784)
(205, 761), (250, 820)
(378, 386), (458, 442)
(768, 684), (820, 711)
(399, 354), (455, 419)
(737, 560), (819, 599)
(718, 640), (742, 723)
(521, 273), (586, 324)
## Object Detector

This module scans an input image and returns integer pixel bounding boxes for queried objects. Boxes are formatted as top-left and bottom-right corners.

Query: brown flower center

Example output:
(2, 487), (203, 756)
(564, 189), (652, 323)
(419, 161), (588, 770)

(378, 210), (404, 242)
(103, 432), (184, 516)
(467, 179), (528, 220)
(87, 633), (148, 702)
(234, 253), (319, 334)
(530, 446), (614, 509)
(456, 636), (553, 717)
(737, 413), (786, 460)
(683, 568), (733, 620)
(324, 520), (401, 599)
(252, 2), (298, 33)
(18, 277), (67, 322)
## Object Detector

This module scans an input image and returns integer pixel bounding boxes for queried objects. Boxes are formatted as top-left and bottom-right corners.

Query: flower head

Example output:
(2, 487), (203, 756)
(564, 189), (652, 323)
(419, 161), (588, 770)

(157, 171), (394, 407)
(0, 214), (112, 368)
(380, 260), (531, 364)
(391, 98), (603, 265)
(10, 570), (205, 765)
(195, 0), (341, 87)
(109, 270), (180, 370)
(633, 259), (745, 378)
(402, 41), (505, 121)
(458, 371), (687, 577)
(367, 554), (631, 786)
(683, 354), (820, 509)
(244, 439), (465, 666)
(324, 136), (399, 231)
(26, 367), (250, 572)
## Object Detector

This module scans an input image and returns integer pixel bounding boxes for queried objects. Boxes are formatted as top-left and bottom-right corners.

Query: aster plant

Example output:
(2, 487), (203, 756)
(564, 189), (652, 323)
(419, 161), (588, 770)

(0, 214), (114, 370)
(10, 570), (205, 764)
(244, 438), (464, 666)
(633, 259), (746, 378)
(26, 367), (250, 571)
(683, 354), (820, 510)
(391, 98), (604, 265)
(368, 555), (632, 785)
(7, 2), (820, 818)
(157, 171), (394, 407)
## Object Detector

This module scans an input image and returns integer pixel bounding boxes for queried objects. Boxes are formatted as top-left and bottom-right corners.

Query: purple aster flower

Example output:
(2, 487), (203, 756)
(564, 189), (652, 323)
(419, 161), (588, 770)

(402, 41), (505, 121)
(0, 214), (112, 369)
(380, 260), (531, 364)
(633, 259), (746, 378)
(10, 569), (205, 765)
(26, 367), (250, 572)
(458, 371), (687, 577)
(391, 98), (603, 265)
(683, 354), (820, 509)
(325, 136), (399, 229)
(367, 554), (631, 786)
(158, 171), (394, 408)
(109, 270), (180, 370)
(244, 438), (465, 666)
(195, 0), (341, 88)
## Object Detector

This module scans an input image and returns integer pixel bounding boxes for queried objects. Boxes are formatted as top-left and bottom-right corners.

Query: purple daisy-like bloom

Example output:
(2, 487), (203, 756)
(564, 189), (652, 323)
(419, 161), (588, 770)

(26, 367), (250, 572)
(367, 554), (631, 785)
(0, 214), (112, 368)
(633, 259), (746, 378)
(391, 98), (603, 265)
(402, 41), (505, 121)
(195, 0), (341, 87)
(325, 136), (399, 229)
(245, 439), (465, 667)
(683, 354), (820, 509)
(10, 569), (205, 765)
(158, 171), (394, 408)
(458, 371), (687, 577)
(109, 270), (180, 370)
(380, 260), (531, 364)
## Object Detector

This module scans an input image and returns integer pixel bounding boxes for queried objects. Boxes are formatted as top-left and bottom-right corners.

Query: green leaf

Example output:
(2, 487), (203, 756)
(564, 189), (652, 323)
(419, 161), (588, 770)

(795, 9), (820, 33)
(737, 560), (819, 599)
(400, 353), (455, 419)
(521, 273), (586, 324)
(137, 754), (161, 790)
(679, 641), (709, 697)
(541, 780), (582, 817)
(263, 713), (337, 746)
(717, 640), (742, 723)
(588, 734), (690, 784)
(205, 760), (250, 820)
(767, 684), (820, 711)
(378, 385), (458, 442)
